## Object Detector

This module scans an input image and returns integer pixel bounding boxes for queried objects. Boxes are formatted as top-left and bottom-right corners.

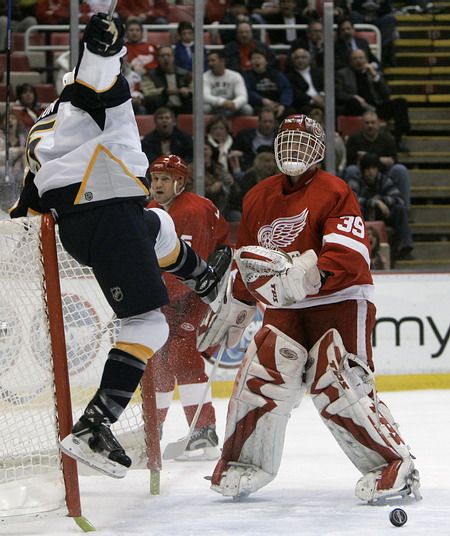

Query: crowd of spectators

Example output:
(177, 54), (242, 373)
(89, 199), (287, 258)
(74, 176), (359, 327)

(1, 0), (412, 266)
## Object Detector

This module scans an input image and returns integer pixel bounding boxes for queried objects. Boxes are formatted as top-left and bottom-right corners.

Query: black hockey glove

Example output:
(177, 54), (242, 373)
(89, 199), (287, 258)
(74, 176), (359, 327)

(84, 13), (124, 57)
(191, 246), (233, 305)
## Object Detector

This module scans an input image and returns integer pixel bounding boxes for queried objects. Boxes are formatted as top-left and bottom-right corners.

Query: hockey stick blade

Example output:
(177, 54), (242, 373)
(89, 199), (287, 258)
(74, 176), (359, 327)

(163, 343), (226, 460)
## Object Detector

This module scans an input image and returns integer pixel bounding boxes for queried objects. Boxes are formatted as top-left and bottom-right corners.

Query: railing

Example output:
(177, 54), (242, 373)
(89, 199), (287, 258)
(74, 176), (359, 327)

(24, 23), (382, 60)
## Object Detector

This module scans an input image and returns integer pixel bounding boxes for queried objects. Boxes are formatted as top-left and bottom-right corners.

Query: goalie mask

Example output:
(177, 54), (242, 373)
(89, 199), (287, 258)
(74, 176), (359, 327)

(274, 114), (326, 176)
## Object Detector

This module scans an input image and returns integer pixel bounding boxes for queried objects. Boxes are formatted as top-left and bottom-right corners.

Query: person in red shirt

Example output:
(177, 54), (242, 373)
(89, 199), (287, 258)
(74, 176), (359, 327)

(199, 114), (421, 503)
(34, 0), (69, 24)
(117, 0), (168, 24)
(145, 155), (230, 460)
(124, 18), (158, 74)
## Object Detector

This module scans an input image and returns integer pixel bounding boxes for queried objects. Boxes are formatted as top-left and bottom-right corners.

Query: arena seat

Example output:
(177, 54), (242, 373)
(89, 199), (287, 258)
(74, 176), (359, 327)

(167, 5), (194, 23)
(231, 115), (258, 135)
(146, 31), (171, 47)
(35, 84), (58, 103)
(0, 84), (15, 101)
(136, 114), (155, 137)
(0, 53), (30, 72)
(177, 114), (214, 136)
(4, 71), (42, 87)
(337, 115), (364, 139)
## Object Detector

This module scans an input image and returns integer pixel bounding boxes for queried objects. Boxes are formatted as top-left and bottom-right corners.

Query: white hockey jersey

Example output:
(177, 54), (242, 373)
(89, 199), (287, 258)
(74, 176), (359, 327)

(23, 44), (149, 214)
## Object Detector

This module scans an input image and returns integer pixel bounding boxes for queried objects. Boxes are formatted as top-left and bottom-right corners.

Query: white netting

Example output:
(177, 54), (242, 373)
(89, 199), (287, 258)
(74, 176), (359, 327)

(0, 217), (147, 519)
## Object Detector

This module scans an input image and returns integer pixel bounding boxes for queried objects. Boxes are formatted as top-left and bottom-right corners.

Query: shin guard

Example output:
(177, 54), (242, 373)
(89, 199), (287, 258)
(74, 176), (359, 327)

(309, 329), (420, 503)
(211, 324), (308, 497)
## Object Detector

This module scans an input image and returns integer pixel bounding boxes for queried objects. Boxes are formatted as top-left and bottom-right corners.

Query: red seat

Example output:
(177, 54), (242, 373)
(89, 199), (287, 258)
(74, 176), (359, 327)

(12, 32), (46, 52)
(136, 114), (155, 136)
(146, 32), (171, 47)
(366, 220), (388, 243)
(0, 53), (30, 72)
(50, 33), (70, 48)
(231, 115), (258, 135)
(337, 115), (363, 139)
(35, 84), (58, 103)
(355, 31), (378, 45)
(177, 114), (215, 136)
(0, 84), (15, 101)
(167, 5), (194, 23)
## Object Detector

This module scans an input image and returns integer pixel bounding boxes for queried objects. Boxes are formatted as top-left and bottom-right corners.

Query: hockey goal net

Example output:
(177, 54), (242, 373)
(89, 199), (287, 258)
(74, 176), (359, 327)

(0, 215), (159, 523)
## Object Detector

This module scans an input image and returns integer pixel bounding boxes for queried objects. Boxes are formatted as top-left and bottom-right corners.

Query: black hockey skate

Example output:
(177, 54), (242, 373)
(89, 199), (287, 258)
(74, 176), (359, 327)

(176, 425), (220, 461)
(60, 398), (131, 479)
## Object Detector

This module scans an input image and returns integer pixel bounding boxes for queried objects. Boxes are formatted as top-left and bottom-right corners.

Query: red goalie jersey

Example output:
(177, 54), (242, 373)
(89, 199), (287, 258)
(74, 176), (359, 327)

(233, 168), (374, 308)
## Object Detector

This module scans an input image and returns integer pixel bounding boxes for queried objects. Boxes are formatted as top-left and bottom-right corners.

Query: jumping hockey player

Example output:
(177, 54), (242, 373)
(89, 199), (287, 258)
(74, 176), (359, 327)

(145, 154), (231, 460)
(198, 114), (421, 504)
(10, 13), (231, 478)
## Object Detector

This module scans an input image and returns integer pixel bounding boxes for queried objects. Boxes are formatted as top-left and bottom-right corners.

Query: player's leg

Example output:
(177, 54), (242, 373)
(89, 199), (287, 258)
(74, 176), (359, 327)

(58, 202), (170, 477)
(170, 294), (219, 460)
(210, 323), (309, 497)
(306, 300), (420, 503)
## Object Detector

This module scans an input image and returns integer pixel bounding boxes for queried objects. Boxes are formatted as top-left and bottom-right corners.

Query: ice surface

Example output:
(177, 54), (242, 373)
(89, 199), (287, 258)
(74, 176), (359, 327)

(4, 390), (450, 535)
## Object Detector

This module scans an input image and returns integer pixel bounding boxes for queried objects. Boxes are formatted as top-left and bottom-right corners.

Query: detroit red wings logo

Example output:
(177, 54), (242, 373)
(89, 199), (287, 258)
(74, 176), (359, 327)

(257, 209), (309, 249)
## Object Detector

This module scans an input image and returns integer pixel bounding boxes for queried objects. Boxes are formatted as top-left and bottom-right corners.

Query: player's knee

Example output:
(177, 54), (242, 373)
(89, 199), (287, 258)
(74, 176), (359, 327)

(116, 309), (169, 362)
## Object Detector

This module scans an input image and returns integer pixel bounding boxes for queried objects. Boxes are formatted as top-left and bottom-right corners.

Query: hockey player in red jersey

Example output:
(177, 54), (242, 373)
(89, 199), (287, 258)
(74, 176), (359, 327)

(146, 154), (231, 459)
(198, 114), (421, 503)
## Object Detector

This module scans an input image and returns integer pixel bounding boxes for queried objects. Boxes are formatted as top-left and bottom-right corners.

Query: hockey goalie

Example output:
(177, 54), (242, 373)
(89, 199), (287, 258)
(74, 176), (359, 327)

(197, 114), (421, 504)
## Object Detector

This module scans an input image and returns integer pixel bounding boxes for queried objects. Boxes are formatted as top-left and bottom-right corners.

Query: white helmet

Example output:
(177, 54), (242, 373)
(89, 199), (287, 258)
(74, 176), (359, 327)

(274, 114), (325, 176)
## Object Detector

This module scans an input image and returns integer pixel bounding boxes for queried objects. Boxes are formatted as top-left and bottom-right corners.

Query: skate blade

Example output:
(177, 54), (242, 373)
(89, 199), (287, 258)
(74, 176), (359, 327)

(175, 446), (219, 462)
(60, 434), (127, 479)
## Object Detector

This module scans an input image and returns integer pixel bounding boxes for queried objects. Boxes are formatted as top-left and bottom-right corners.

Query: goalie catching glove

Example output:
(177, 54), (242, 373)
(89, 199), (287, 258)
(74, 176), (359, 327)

(197, 277), (256, 352)
(235, 246), (321, 307)
(84, 13), (124, 57)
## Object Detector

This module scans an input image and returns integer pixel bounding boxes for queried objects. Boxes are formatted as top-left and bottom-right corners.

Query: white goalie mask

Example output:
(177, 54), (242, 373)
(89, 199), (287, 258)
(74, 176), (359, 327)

(274, 114), (326, 176)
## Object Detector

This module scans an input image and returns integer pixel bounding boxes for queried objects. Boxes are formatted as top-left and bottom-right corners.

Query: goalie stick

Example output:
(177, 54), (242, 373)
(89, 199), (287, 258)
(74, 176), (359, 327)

(162, 342), (226, 461)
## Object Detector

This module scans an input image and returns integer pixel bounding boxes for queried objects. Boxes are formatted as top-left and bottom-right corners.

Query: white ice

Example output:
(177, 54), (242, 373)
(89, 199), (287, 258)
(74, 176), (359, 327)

(4, 389), (450, 536)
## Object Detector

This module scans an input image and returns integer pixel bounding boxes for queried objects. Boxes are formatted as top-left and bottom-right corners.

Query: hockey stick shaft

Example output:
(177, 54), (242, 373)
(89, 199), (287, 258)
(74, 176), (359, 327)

(4, 0), (12, 184)
(107, 0), (118, 20)
(162, 343), (227, 460)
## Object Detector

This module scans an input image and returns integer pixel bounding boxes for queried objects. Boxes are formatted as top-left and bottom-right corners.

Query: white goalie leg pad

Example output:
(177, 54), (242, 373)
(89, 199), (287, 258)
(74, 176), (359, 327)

(309, 329), (420, 503)
(210, 325), (308, 497)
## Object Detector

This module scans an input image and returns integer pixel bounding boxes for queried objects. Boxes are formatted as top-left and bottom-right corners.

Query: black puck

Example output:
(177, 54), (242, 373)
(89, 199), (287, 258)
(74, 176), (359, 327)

(389, 508), (407, 527)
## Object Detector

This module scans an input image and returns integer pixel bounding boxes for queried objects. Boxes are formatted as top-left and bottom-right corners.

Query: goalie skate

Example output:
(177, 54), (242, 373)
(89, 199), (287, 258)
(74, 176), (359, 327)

(175, 425), (220, 462)
(355, 459), (422, 504)
(60, 417), (131, 479)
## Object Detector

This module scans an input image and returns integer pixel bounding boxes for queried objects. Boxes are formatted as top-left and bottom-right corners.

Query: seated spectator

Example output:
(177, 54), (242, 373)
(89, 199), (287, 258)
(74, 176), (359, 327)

(286, 47), (324, 114)
(236, 145), (277, 205)
(224, 21), (276, 73)
(243, 48), (293, 119)
(334, 17), (380, 71)
(336, 49), (410, 150)
(367, 226), (388, 270)
(35, 0), (69, 24)
(124, 18), (158, 74)
(121, 55), (147, 115)
(140, 46), (192, 114)
(0, 112), (25, 211)
(264, 0), (309, 45)
(204, 140), (241, 222)
(204, 50), (253, 117)
(174, 21), (207, 74)
(205, 0), (231, 24)
(350, 0), (397, 66)
(343, 110), (411, 210)
(309, 107), (347, 176)
(231, 106), (278, 171)
(12, 84), (46, 134)
(348, 153), (413, 264)
(117, 0), (169, 24)
(219, 1), (252, 45)
(0, 0), (37, 52)
(290, 20), (325, 68)
(80, 1), (116, 21)
(141, 107), (193, 165)
(206, 115), (239, 177)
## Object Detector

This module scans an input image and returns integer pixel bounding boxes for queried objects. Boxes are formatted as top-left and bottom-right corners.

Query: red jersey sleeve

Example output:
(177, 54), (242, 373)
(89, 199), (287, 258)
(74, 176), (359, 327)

(318, 184), (373, 293)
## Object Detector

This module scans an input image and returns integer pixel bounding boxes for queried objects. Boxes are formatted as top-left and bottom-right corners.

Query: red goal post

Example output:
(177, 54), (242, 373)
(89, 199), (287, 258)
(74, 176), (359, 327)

(0, 215), (160, 529)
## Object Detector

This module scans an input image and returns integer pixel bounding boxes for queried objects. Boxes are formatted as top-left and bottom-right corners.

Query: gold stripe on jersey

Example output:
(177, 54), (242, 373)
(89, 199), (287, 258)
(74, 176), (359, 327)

(158, 238), (181, 268)
(26, 118), (57, 170)
(114, 341), (154, 362)
(76, 75), (118, 93)
(74, 144), (149, 204)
